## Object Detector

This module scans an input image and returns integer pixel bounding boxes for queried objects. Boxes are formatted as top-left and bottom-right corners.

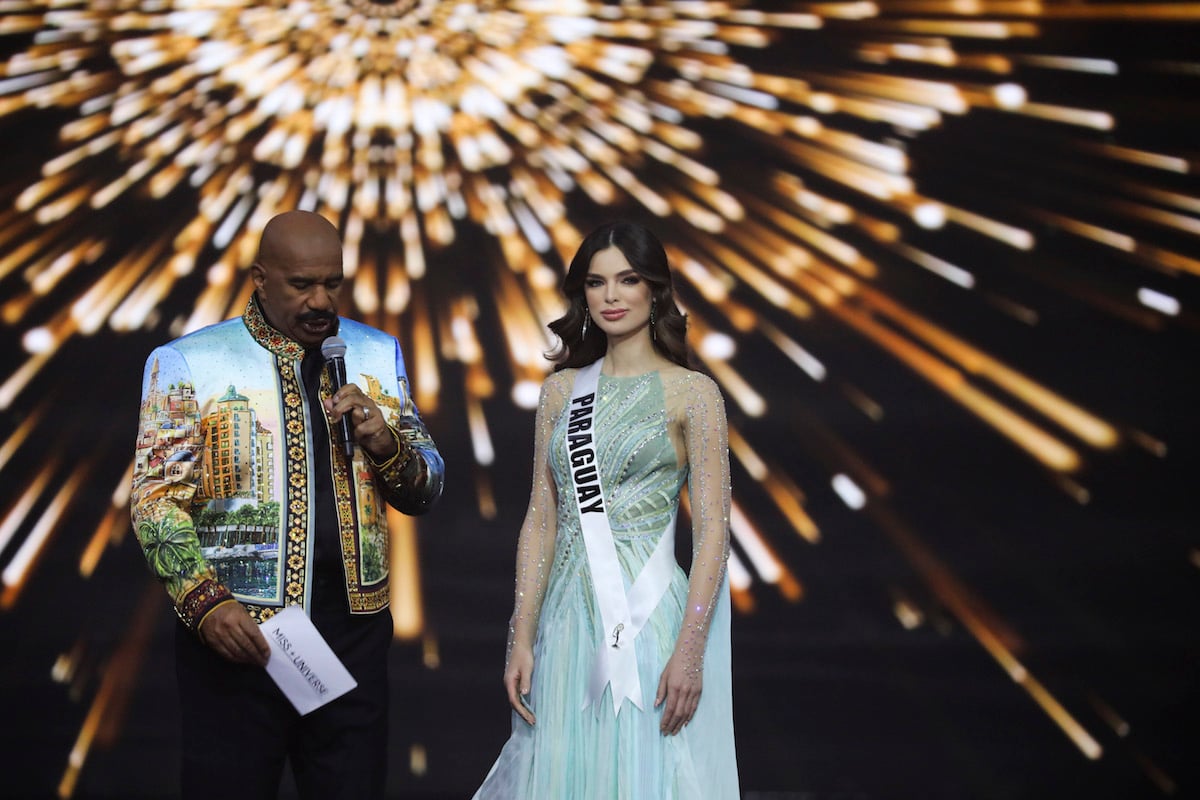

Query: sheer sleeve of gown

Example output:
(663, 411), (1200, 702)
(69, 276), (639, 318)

(506, 371), (570, 664)
(667, 371), (732, 677)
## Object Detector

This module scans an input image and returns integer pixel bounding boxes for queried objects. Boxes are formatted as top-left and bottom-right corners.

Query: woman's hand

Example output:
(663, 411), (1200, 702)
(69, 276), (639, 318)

(505, 643), (536, 725)
(655, 651), (702, 735)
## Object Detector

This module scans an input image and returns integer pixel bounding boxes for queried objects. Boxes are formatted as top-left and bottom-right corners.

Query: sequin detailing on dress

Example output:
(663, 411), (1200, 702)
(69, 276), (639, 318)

(476, 367), (739, 799)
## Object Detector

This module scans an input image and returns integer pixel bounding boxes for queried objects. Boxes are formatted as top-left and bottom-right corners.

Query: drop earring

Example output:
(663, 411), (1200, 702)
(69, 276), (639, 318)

(581, 308), (590, 340)
(650, 300), (657, 342)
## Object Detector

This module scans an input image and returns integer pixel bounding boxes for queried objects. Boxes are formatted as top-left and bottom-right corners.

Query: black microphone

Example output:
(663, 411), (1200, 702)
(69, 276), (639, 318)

(321, 335), (354, 456)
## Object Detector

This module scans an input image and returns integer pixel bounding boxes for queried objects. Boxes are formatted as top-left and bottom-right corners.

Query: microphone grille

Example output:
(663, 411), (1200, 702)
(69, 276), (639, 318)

(320, 336), (347, 360)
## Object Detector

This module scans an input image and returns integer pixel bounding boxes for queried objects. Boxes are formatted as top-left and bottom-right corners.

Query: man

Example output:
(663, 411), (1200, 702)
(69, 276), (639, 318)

(131, 210), (444, 798)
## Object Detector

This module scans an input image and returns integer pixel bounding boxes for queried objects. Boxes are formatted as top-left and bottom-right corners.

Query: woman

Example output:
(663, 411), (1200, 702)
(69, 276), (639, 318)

(472, 221), (739, 798)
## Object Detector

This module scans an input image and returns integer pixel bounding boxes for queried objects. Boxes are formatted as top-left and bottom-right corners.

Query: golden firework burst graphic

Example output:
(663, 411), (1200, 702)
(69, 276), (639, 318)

(0, 1), (1198, 796)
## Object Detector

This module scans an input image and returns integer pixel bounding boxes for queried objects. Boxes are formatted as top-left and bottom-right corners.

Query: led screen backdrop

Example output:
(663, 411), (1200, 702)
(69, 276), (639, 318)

(0, 1), (1197, 797)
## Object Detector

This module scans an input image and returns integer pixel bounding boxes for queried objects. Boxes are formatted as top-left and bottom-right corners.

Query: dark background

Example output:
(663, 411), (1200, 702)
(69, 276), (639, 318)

(1, 3), (1198, 799)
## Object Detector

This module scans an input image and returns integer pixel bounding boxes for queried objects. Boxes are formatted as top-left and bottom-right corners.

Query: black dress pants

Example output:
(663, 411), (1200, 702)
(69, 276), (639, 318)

(175, 600), (392, 800)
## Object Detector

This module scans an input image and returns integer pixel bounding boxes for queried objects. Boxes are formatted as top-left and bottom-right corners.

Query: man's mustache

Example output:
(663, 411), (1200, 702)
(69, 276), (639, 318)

(298, 310), (336, 323)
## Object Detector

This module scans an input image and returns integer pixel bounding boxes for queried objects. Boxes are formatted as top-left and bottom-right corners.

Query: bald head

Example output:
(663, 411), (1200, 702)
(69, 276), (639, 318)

(251, 211), (345, 348)
(255, 210), (343, 271)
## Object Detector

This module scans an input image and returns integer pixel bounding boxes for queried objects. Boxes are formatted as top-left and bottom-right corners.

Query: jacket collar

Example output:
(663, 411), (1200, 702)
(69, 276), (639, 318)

(242, 294), (339, 360)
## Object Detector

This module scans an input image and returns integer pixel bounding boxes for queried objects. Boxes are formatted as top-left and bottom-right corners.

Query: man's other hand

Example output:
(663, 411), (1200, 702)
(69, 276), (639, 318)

(197, 602), (271, 667)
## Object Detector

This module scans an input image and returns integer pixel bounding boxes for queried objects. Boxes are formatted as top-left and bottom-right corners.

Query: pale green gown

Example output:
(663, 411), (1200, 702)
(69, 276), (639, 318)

(473, 366), (739, 799)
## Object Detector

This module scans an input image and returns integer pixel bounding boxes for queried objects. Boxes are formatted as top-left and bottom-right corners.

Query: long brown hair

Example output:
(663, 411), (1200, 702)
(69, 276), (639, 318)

(547, 221), (690, 370)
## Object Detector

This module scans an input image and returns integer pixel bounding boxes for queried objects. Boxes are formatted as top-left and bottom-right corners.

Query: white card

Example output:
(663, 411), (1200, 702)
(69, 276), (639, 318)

(262, 606), (358, 715)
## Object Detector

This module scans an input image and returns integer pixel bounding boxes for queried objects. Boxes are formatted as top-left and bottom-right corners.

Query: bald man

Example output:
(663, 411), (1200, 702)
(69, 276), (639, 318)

(131, 210), (444, 799)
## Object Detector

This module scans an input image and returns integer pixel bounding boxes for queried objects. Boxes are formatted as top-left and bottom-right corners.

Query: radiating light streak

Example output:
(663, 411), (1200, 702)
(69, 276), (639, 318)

(953, 54), (1014, 74)
(388, 509), (423, 640)
(354, 250), (381, 315)
(0, 457), (58, 559)
(1105, 196), (1200, 237)
(858, 40), (958, 68)
(695, 238), (814, 317)
(57, 584), (160, 799)
(1014, 102), (1114, 130)
(110, 463), (133, 519)
(734, 447), (822, 543)
(0, 350), (53, 410)
(840, 382), (885, 423)
(813, 71), (970, 114)
(756, 319), (828, 382)
(1080, 142), (1189, 174)
(79, 505), (127, 579)
(832, 473), (867, 510)
(1136, 288), (1180, 317)
(871, 19), (1040, 38)
(16, 171), (73, 213)
(1134, 244), (1200, 281)
(724, 9), (825, 28)
(669, 249), (733, 303)
(763, 207), (871, 275)
(406, 285), (440, 414)
(27, 238), (106, 297)
(1051, 474), (1090, 505)
(694, 331), (733, 363)
(1119, 183), (1200, 216)
(770, 172), (855, 225)
(868, 504), (1101, 759)
(110, 257), (182, 331)
(725, 221), (809, 276)
(0, 215), (43, 281)
(51, 638), (86, 686)
(1034, 3), (1200, 21)
(720, 551), (748, 614)
(409, 743), (429, 778)
(858, 285), (1120, 449)
(493, 262), (556, 371)
(687, 181), (745, 222)
(468, 447), (499, 517)
(983, 293), (1038, 326)
(771, 134), (915, 201)
(71, 236), (171, 335)
(1128, 429), (1167, 459)
(466, 392), (496, 467)
(180, 274), (238, 336)
(1088, 693), (1131, 738)
(22, 305), (75, 352)
(1015, 55), (1118, 75)
(943, 205), (1034, 249)
(607, 164), (671, 217)
(0, 403), (44, 472)
(1029, 210), (1135, 252)
(890, 588), (925, 630)
(696, 355), (766, 418)
(2, 462), (86, 608)
(851, 210), (902, 243)
(716, 500), (803, 602)
(726, 549), (752, 593)
(727, 428), (768, 482)
(36, 182), (98, 224)
(893, 242), (976, 288)
(813, 291), (1084, 470)
(700, 79), (777, 110)
(1130, 750), (1178, 797)
(835, 92), (945, 129)
(879, 1), (1042, 14)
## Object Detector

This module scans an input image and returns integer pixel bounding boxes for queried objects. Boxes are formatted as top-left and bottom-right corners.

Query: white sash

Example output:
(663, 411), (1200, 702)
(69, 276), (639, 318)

(568, 360), (677, 715)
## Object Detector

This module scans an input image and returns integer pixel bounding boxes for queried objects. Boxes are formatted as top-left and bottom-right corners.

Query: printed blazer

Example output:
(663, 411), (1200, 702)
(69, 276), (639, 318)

(131, 297), (444, 629)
